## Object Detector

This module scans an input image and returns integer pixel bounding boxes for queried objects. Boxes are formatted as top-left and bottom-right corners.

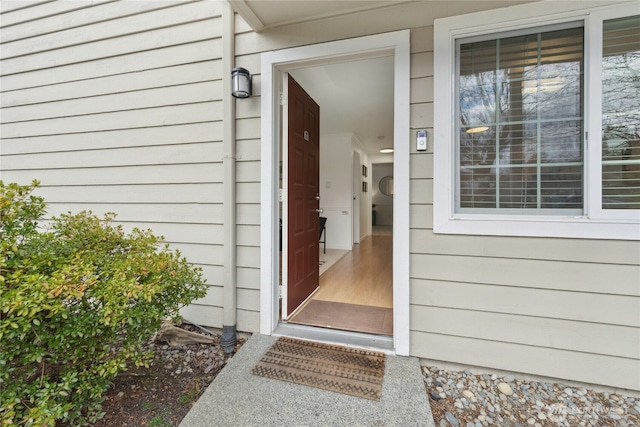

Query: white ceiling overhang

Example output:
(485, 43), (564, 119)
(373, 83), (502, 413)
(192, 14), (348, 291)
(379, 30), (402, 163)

(227, 0), (415, 32)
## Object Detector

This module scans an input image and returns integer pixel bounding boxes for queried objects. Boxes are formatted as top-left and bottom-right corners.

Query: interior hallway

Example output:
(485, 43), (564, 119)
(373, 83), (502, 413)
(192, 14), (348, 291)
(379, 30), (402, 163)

(287, 229), (393, 335)
(312, 232), (393, 308)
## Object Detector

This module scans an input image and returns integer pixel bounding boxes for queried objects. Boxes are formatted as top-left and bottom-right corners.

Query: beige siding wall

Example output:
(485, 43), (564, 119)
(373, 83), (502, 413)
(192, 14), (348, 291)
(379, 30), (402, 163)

(406, 17), (639, 392)
(2, 0), (637, 390)
(231, 1), (639, 390)
(0, 0), (243, 329)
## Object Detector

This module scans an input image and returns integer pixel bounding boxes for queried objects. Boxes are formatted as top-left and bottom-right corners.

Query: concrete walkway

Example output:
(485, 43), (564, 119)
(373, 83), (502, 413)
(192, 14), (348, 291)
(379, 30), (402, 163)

(179, 333), (435, 427)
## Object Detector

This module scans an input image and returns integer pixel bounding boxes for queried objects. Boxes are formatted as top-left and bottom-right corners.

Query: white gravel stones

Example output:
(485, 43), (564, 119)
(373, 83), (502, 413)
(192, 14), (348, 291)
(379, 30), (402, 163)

(422, 366), (639, 427)
(497, 382), (514, 396)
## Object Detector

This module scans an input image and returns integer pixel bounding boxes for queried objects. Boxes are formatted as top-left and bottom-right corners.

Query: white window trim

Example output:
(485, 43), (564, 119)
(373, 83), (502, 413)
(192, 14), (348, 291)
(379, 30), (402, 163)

(433, 1), (640, 240)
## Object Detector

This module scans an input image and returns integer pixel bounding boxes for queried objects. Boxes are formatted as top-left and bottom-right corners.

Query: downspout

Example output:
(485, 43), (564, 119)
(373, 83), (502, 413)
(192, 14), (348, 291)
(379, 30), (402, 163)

(221, 1), (237, 353)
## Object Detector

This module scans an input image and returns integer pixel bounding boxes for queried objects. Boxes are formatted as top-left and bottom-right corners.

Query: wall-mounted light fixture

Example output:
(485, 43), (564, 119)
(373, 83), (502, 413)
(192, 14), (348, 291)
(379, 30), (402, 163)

(380, 148), (394, 153)
(231, 67), (252, 98)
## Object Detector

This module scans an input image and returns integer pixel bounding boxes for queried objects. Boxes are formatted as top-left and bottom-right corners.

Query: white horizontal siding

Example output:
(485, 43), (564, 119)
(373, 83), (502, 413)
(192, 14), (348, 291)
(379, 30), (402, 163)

(181, 292), (258, 330)
(237, 309), (259, 332)
(409, 178), (433, 204)
(1, 2), (221, 58)
(236, 182), (260, 204)
(28, 183), (224, 204)
(1, 102), (222, 138)
(410, 52), (434, 78)
(236, 139), (261, 161)
(237, 267), (260, 290)
(1, 142), (224, 169)
(180, 305), (223, 328)
(411, 331), (640, 391)
(412, 280), (640, 329)
(0, 0), (113, 28)
(0, 1), (227, 330)
(115, 222), (224, 246)
(191, 285), (224, 308)
(3, 164), (223, 188)
(411, 230), (640, 266)
(1, 61), (222, 108)
(0, 1), (50, 15)
(1, 39), (222, 91)
(1, 19), (220, 76)
(169, 243), (223, 267)
(45, 203), (223, 225)
(2, 81), (222, 123)
(237, 246), (260, 269)
(200, 265), (224, 285)
(410, 253), (639, 297)
(236, 161), (260, 183)
(237, 203), (260, 225)
(411, 305), (640, 359)
(236, 117), (260, 140)
(410, 204), (433, 229)
(0, 122), (223, 154)
(237, 225), (260, 246)
(237, 288), (259, 311)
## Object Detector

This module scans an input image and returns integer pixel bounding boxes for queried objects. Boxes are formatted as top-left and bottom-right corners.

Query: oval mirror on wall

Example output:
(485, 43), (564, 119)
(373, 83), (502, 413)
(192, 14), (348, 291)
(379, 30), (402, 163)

(379, 176), (394, 196)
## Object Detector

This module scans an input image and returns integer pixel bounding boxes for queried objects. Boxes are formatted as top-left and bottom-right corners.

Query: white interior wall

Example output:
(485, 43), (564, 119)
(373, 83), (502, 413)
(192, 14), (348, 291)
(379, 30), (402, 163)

(319, 133), (354, 250)
(352, 136), (372, 240)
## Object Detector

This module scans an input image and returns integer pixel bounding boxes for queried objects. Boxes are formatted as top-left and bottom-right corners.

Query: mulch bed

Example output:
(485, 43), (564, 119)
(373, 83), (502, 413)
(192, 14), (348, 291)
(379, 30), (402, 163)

(92, 324), (244, 427)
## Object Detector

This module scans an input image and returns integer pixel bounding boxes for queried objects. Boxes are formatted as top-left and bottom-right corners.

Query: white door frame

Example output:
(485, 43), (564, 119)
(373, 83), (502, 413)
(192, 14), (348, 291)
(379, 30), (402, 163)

(260, 30), (411, 355)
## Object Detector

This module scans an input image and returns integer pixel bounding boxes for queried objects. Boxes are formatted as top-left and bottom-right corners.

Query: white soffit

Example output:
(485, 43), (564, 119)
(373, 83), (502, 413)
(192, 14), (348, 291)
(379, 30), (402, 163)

(227, 0), (414, 31)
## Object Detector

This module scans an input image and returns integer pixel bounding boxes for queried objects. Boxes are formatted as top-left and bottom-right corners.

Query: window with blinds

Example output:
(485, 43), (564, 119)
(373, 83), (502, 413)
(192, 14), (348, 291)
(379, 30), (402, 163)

(456, 26), (584, 213)
(602, 15), (640, 210)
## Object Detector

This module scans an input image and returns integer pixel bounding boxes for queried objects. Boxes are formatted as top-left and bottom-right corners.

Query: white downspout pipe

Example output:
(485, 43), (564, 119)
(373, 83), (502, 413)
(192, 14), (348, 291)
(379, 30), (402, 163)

(221, 1), (237, 353)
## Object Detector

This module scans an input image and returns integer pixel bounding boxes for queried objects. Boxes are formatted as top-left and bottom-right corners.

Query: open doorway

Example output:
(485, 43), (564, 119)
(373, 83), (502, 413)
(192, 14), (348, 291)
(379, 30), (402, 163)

(278, 58), (394, 336)
(260, 30), (411, 354)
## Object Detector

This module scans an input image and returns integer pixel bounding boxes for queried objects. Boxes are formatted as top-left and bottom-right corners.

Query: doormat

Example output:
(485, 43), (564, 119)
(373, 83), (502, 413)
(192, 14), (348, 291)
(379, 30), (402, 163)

(251, 337), (385, 400)
(290, 300), (393, 336)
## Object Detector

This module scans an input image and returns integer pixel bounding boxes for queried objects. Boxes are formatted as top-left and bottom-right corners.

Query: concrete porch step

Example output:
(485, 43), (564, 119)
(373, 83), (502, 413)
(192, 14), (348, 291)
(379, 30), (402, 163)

(179, 333), (435, 427)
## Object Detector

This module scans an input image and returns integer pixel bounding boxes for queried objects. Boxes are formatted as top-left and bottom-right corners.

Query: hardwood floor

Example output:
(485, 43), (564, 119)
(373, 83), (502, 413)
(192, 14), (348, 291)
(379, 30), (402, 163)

(311, 234), (393, 308)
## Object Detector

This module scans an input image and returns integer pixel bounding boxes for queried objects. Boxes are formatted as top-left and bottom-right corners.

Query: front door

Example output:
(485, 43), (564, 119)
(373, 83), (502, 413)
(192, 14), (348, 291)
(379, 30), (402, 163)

(286, 75), (320, 315)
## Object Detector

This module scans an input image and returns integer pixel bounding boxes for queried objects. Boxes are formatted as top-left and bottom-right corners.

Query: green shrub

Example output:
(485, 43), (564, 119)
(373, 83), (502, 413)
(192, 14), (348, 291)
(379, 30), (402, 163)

(0, 180), (208, 426)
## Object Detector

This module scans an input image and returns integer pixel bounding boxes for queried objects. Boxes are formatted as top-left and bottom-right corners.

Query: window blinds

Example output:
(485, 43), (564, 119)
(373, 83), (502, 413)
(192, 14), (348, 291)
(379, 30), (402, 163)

(457, 27), (584, 212)
(602, 15), (640, 210)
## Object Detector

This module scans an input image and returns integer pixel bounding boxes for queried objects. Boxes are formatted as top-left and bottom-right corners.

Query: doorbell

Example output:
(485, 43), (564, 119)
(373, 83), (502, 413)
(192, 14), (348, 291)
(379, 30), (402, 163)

(416, 130), (428, 151)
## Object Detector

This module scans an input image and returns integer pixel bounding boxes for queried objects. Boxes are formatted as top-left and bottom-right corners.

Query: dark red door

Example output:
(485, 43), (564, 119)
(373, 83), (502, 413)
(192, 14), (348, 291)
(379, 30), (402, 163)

(287, 75), (320, 315)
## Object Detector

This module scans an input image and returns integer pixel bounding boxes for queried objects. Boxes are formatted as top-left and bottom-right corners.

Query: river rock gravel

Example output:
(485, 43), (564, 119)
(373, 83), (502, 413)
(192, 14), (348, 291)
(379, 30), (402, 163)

(422, 365), (639, 427)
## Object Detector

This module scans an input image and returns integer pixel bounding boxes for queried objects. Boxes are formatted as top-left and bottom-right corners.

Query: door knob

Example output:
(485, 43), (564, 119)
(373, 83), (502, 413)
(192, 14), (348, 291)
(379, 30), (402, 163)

(315, 208), (324, 214)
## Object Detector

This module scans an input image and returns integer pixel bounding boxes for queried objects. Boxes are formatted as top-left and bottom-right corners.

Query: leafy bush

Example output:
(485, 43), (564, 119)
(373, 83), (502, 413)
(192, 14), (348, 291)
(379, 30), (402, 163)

(0, 180), (208, 426)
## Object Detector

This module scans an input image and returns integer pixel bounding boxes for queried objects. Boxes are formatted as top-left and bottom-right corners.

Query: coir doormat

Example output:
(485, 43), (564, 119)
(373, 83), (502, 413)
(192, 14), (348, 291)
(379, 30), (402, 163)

(251, 337), (386, 400)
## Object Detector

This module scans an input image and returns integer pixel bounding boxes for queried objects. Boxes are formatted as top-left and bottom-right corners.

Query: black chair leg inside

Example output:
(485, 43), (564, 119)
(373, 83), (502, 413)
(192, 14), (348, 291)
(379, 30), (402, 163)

(319, 217), (327, 254)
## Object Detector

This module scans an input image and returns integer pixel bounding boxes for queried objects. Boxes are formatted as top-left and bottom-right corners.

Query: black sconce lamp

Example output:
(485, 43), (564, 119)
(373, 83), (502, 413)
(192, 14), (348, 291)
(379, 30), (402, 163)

(231, 67), (252, 98)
